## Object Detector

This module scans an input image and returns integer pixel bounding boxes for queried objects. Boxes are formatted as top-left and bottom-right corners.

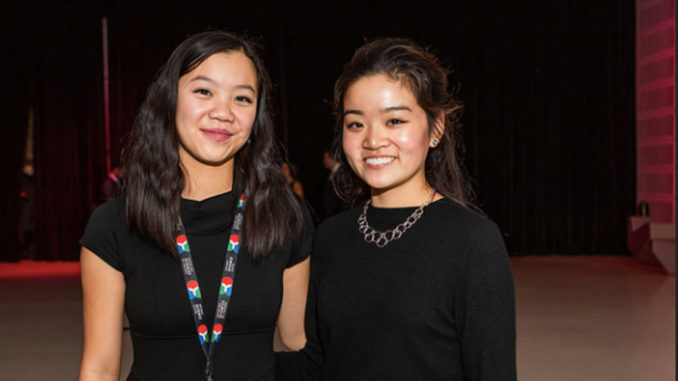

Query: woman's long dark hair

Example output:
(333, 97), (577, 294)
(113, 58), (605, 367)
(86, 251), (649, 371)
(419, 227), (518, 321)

(331, 37), (476, 209)
(123, 30), (302, 260)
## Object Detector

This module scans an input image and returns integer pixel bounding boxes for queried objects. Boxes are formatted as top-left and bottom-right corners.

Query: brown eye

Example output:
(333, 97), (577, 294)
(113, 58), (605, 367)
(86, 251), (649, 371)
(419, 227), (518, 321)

(387, 119), (405, 125)
(235, 95), (253, 104)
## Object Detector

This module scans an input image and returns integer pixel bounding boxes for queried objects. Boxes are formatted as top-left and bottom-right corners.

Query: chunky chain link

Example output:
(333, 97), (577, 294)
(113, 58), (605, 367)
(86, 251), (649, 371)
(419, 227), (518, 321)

(357, 191), (435, 248)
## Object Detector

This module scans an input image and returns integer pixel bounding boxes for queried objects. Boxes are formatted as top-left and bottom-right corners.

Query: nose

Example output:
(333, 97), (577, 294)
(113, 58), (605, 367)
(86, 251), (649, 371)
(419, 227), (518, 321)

(363, 125), (387, 150)
(209, 100), (235, 122)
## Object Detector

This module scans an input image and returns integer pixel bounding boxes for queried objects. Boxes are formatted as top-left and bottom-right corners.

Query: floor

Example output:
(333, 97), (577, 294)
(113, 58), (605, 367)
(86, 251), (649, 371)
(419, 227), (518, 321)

(512, 256), (674, 381)
(0, 256), (674, 380)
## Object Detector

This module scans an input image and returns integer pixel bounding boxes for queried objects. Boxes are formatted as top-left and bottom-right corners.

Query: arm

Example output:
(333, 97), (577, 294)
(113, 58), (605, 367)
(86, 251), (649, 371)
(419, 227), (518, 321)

(292, 181), (305, 201)
(276, 207), (322, 380)
(277, 256), (310, 351)
(276, 260), (323, 381)
(79, 247), (126, 381)
(457, 221), (517, 381)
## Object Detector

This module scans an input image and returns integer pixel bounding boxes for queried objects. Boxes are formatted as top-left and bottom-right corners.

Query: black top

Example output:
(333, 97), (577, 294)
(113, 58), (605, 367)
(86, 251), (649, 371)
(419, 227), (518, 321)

(81, 192), (314, 381)
(321, 177), (345, 220)
(277, 198), (516, 380)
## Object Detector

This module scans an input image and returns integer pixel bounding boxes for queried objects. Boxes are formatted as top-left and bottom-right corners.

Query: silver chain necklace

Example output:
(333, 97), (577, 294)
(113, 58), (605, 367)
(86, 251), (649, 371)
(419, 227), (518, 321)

(357, 190), (436, 248)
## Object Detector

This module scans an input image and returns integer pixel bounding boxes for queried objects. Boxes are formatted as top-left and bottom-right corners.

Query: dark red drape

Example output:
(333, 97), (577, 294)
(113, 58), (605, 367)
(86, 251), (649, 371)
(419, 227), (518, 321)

(18, 3), (106, 261)
(0, 1), (31, 261)
(1, 0), (637, 261)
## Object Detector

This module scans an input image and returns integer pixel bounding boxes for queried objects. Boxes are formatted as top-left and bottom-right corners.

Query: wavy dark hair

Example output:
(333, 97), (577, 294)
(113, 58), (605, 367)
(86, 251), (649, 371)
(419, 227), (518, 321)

(331, 37), (476, 208)
(123, 30), (302, 260)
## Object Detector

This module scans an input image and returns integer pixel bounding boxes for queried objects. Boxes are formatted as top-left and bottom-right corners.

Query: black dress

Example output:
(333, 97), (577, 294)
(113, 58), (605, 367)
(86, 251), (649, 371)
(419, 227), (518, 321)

(81, 192), (313, 381)
(277, 198), (516, 380)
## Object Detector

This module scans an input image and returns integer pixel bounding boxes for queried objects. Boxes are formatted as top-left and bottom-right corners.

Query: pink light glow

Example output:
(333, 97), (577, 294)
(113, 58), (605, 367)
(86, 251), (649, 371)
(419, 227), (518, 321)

(636, 0), (675, 223)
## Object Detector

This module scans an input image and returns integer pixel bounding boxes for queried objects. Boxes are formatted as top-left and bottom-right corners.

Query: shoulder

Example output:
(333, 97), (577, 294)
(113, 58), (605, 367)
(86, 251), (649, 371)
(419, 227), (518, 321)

(313, 205), (360, 246)
(86, 197), (126, 231)
(81, 197), (127, 271)
(311, 204), (364, 265)
(426, 198), (506, 258)
(428, 198), (499, 235)
(428, 197), (485, 222)
(315, 204), (362, 238)
(284, 201), (315, 268)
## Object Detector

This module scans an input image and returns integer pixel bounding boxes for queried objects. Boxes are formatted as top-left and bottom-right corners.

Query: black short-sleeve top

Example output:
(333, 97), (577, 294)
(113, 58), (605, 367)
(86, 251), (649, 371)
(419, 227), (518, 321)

(81, 192), (313, 381)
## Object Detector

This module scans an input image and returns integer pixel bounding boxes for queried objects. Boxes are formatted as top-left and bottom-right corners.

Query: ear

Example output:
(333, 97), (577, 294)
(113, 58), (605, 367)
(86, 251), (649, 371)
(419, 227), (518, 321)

(430, 113), (445, 148)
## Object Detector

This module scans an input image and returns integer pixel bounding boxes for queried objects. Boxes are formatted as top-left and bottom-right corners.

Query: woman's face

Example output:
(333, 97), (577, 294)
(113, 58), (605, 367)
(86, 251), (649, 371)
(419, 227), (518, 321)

(175, 51), (258, 170)
(342, 74), (437, 201)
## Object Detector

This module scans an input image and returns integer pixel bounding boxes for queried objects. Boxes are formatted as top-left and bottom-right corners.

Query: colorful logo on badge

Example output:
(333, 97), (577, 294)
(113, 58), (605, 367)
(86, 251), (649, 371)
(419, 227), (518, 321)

(211, 323), (223, 343)
(187, 280), (201, 300)
(228, 234), (239, 253)
(219, 277), (233, 296)
(238, 194), (245, 209)
(176, 235), (190, 254)
(198, 324), (209, 344)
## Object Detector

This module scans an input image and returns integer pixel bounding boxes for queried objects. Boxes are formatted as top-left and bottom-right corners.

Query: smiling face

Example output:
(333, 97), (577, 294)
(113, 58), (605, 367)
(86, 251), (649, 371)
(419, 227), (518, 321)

(175, 51), (258, 173)
(342, 74), (440, 205)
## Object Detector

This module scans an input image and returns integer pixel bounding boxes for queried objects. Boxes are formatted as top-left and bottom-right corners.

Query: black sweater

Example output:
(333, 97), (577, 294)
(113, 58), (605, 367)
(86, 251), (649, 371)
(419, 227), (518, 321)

(278, 198), (516, 380)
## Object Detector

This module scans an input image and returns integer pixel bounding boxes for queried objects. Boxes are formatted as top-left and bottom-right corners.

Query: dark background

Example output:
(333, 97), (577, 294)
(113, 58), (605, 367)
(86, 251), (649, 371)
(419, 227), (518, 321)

(1, 0), (636, 261)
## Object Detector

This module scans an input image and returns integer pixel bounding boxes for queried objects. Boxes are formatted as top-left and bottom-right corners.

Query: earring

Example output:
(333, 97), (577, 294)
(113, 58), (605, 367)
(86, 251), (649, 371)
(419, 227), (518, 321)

(431, 139), (438, 147)
(247, 139), (252, 145)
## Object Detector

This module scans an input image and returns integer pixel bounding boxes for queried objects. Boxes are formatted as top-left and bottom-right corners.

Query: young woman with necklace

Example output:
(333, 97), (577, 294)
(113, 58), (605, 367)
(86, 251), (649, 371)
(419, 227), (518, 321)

(277, 38), (516, 380)
(79, 31), (313, 381)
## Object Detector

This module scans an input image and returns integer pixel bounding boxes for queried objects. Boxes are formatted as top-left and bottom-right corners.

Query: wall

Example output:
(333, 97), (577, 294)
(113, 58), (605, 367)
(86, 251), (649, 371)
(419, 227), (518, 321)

(636, 0), (676, 223)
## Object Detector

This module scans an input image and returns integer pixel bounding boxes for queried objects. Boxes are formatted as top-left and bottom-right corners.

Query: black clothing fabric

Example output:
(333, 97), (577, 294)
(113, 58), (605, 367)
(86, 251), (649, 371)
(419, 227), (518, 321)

(278, 198), (516, 380)
(321, 177), (344, 220)
(81, 192), (314, 381)
(321, 166), (347, 221)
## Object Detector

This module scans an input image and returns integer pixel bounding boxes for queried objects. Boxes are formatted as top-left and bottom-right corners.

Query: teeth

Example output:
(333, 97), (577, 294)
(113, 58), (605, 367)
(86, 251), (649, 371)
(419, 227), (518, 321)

(365, 157), (394, 165)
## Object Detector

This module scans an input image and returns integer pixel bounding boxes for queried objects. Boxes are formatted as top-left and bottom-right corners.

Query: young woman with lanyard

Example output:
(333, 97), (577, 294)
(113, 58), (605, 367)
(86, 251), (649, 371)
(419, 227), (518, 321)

(79, 31), (313, 381)
(277, 38), (516, 380)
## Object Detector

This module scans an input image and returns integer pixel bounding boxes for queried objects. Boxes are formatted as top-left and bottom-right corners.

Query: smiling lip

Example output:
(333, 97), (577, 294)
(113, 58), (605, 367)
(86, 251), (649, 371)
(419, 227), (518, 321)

(364, 156), (395, 168)
(201, 128), (233, 143)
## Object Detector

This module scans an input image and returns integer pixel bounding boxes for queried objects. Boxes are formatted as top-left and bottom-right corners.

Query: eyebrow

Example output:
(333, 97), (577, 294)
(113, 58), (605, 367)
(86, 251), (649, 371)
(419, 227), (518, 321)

(383, 105), (412, 112)
(343, 105), (412, 116)
(344, 109), (364, 116)
(189, 75), (256, 93)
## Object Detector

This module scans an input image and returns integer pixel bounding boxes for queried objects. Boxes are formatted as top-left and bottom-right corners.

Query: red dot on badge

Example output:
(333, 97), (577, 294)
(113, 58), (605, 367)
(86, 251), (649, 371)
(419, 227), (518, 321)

(187, 280), (199, 289)
(176, 235), (187, 244)
(198, 325), (208, 334)
(222, 277), (233, 286)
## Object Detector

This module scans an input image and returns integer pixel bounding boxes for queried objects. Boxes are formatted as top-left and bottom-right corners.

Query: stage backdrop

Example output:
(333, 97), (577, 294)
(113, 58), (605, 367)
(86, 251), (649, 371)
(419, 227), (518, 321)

(1, 0), (636, 261)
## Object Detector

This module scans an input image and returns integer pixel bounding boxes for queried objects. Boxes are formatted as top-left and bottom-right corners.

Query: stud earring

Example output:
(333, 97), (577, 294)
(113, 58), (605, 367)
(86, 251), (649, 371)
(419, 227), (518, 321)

(247, 139), (252, 144)
(431, 139), (439, 147)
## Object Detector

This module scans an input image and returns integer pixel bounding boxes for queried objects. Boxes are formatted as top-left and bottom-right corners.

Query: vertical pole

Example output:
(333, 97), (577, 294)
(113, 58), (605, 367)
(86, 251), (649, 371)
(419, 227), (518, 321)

(102, 17), (111, 172)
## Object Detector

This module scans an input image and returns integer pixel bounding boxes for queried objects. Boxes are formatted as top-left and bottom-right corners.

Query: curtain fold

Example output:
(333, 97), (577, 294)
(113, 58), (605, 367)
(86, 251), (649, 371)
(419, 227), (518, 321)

(2, 1), (636, 261)
(31, 3), (106, 261)
(1, 1), (33, 261)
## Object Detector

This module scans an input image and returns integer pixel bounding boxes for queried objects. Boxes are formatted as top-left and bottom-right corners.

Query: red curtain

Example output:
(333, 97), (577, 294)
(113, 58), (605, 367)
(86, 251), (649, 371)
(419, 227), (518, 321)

(4, 3), (106, 261)
(1, 1), (636, 261)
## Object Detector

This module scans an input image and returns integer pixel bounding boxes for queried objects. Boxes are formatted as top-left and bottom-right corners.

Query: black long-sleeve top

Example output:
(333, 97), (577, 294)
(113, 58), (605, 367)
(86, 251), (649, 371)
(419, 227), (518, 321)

(278, 198), (516, 380)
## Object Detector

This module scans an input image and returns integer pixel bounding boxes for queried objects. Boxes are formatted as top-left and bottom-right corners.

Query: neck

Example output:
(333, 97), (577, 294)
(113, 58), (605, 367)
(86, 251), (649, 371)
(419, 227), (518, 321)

(180, 154), (234, 201)
(370, 183), (436, 208)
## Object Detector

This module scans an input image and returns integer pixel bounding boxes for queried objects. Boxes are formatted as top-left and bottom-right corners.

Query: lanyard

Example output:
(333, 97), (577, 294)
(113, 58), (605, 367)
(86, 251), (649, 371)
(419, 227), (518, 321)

(176, 193), (245, 381)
